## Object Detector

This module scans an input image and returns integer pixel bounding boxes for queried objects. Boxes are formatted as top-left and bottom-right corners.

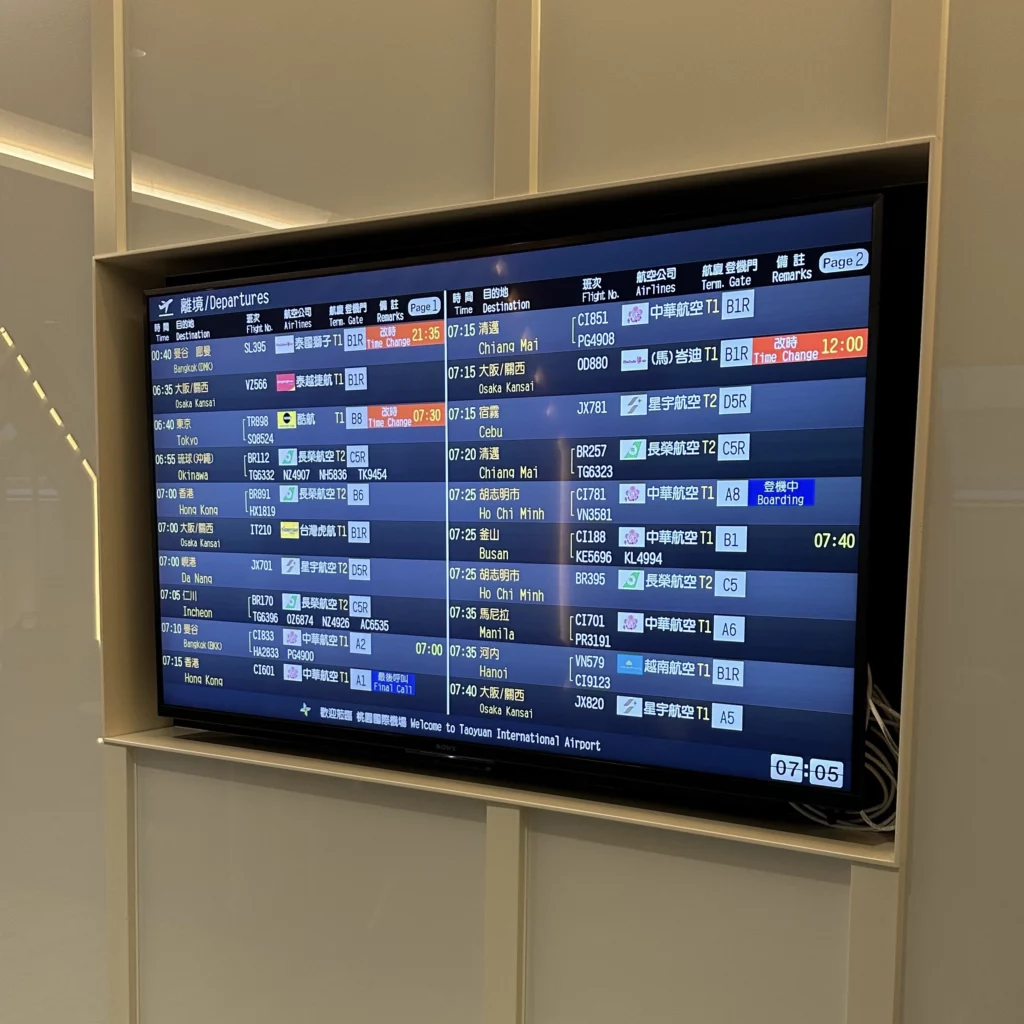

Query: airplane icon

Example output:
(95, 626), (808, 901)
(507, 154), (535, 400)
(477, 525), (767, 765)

(158, 299), (173, 316)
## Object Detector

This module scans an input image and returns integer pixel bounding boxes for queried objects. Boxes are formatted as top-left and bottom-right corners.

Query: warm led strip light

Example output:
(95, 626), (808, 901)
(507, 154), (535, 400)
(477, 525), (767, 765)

(0, 110), (332, 231)
(0, 324), (101, 642)
(0, 136), (314, 229)
(0, 138), (93, 182)
(130, 178), (305, 231)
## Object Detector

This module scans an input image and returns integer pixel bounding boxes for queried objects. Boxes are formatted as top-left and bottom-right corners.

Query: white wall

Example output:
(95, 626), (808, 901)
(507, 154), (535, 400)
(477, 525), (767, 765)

(526, 814), (850, 1024)
(14, 0), (1024, 1021)
(112, 4), (904, 1024)
(135, 752), (487, 1024)
(125, 0), (498, 243)
(900, 2), (1024, 1020)
(538, 0), (892, 190)
(0, 16), (107, 1018)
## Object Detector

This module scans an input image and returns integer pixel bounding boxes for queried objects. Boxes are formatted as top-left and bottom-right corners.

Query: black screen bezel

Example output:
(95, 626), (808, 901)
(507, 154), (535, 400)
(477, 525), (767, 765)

(144, 180), (924, 813)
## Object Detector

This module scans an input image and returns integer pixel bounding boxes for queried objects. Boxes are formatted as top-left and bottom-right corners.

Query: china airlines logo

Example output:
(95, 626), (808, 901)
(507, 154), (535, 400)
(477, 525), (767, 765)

(617, 612), (645, 634)
(622, 302), (649, 325)
(619, 526), (645, 548)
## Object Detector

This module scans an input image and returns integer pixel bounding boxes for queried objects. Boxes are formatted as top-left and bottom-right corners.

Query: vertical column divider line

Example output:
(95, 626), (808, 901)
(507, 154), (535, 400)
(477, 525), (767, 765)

(444, 291), (451, 714)
(484, 804), (529, 1024)
(130, 750), (141, 1024)
(493, 0), (544, 198)
(94, 0), (135, 1018)
(847, 863), (901, 1024)
(103, 741), (140, 1024)
(91, 0), (130, 252)
(527, 0), (542, 194)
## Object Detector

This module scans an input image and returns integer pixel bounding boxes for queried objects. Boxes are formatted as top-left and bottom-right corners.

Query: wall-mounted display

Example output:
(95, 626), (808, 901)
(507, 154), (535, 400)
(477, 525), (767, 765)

(145, 180), (925, 807)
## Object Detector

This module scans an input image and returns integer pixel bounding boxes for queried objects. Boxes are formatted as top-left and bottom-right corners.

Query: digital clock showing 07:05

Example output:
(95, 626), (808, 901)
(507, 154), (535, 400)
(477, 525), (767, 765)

(769, 755), (845, 788)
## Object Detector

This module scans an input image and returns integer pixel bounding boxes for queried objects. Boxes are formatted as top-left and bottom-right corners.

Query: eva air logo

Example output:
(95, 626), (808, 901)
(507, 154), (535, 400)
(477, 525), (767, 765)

(618, 570), (645, 591)
(620, 438), (647, 461)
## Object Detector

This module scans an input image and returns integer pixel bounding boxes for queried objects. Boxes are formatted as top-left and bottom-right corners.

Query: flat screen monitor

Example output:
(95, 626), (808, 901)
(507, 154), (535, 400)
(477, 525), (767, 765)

(146, 185), (923, 808)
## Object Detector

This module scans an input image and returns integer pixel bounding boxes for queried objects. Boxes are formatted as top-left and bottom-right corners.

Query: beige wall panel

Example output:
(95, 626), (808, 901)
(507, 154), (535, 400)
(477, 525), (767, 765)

(126, 0), (497, 246)
(135, 752), (486, 1024)
(493, 0), (541, 196)
(0, 167), (98, 456)
(886, 0), (946, 139)
(539, 0), (892, 191)
(0, 0), (92, 135)
(0, 167), (105, 1023)
(129, 201), (247, 248)
(526, 813), (849, 1024)
(901, 1), (1024, 1021)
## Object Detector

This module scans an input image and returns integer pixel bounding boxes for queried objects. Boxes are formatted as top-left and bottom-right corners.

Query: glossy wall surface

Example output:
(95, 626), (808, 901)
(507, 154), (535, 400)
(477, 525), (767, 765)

(10, 0), (1024, 1020)
(0, 151), (106, 1023)
(538, 0), (892, 191)
(111, 3), (911, 1023)
(125, 0), (498, 243)
(135, 752), (486, 1024)
(526, 813), (850, 1024)
(0, 0), (92, 135)
(900, 1), (1024, 1020)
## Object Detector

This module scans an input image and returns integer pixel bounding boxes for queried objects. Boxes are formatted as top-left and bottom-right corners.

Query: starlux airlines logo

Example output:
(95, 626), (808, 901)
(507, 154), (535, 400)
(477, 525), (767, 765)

(620, 394), (648, 416)
(616, 695), (643, 717)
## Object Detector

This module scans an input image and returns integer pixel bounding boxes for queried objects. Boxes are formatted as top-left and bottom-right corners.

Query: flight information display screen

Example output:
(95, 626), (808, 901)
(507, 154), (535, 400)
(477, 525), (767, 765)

(148, 202), (877, 796)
